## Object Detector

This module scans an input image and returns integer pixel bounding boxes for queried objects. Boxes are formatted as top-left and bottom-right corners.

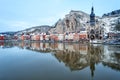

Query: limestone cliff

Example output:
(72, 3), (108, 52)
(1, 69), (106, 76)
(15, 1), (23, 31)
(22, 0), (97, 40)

(14, 9), (120, 35)
(49, 10), (90, 34)
(49, 10), (120, 34)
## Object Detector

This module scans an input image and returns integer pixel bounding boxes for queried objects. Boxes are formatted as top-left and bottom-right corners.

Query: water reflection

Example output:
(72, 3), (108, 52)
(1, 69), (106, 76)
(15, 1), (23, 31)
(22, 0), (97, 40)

(0, 41), (120, 78)
(102, 45), (120, 71)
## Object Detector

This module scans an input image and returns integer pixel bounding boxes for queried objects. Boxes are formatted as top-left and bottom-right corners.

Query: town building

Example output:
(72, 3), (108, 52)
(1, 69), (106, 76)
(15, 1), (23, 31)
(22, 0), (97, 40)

(88, 6), (104, 42)
(0, 34), (4, 41)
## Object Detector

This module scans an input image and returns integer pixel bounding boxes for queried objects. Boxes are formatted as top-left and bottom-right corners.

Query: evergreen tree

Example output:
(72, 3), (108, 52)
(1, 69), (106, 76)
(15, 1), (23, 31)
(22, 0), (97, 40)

(114, 24), (120, 31)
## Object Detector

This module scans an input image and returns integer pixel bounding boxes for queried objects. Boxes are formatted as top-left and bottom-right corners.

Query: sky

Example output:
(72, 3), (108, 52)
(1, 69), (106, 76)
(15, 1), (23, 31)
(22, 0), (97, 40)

(0, 0), (120, 32)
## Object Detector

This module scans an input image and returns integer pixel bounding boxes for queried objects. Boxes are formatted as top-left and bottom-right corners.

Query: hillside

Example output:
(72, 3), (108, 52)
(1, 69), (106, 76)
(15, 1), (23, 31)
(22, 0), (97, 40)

(101, 9), (120, 32)
(2, 9), (120, 35)
(49, 9), (120, 34)
(16, 25), (53, 35)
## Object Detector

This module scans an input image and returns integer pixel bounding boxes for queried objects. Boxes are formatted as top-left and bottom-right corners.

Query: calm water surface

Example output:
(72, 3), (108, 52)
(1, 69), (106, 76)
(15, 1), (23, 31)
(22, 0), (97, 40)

(0, 41), (120, 80)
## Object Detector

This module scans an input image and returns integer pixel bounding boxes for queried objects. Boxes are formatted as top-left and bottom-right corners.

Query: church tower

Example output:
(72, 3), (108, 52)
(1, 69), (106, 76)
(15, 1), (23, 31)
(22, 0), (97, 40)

(88, 6), (103, 42)
(90, 6), (95, 26)
(89, 6), (96, 40)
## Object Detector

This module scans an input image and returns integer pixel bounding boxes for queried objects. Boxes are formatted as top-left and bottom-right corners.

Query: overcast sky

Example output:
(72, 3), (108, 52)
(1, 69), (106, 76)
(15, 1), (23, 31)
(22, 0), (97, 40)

(0, 0), (120, 32)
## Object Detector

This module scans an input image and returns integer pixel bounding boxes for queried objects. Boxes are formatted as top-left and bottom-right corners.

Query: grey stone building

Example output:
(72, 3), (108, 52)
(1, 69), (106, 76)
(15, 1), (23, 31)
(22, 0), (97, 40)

(88, 6), (103, 40)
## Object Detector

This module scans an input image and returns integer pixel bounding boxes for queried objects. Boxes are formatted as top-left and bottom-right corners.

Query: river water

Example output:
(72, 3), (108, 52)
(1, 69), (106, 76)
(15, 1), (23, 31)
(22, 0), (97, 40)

(0, 41), (120, 80)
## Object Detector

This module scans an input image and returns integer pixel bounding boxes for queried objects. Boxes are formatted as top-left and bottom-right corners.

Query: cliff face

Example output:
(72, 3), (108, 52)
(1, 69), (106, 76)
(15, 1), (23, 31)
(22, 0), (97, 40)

(49, 10), (105, 34)
(49, 9), (120, 34)
(15, 9), (120, 35)
(49, 10), (90, 34)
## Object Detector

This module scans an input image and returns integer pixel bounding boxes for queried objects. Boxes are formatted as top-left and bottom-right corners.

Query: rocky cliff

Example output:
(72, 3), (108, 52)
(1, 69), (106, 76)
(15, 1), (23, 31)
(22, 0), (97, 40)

(14, 9), (120, 35)
(49, 9), (120, 34)
(49, 10), (90, 34)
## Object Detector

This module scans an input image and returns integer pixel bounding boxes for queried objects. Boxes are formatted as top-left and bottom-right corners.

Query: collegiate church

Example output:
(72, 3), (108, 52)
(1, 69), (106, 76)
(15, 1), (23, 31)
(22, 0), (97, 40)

(88, 6), (103, 40)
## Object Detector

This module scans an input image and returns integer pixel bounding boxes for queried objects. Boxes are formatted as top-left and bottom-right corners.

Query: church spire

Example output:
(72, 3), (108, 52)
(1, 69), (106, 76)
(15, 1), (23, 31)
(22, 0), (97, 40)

(91, 6), (94, 13)
(90, 6), (95, 26)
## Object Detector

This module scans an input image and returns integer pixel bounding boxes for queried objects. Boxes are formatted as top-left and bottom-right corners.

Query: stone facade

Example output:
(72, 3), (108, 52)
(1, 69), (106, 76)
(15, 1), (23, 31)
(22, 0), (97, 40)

(88, 7), (104, 40)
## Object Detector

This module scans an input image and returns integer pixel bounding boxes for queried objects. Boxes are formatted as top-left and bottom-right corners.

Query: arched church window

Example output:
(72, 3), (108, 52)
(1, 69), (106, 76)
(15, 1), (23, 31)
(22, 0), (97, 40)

(90, 29), (95, 34)
(95, 34), (99, 39)
(90, 35), (95, 40)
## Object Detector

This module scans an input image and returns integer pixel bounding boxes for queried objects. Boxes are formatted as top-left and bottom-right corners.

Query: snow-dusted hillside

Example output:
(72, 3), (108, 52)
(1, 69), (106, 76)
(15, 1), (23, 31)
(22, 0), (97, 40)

(101, 16), (120, 32)
(16, 25), (52, 35)
(14, 9), (120, 35)
(49, 9), (120, 34)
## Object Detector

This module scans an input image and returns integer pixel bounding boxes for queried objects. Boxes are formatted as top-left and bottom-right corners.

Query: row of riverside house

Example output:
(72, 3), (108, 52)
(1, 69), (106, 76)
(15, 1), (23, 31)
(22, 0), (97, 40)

(15, 31), (89, 42)
(0, 34), (13, 41)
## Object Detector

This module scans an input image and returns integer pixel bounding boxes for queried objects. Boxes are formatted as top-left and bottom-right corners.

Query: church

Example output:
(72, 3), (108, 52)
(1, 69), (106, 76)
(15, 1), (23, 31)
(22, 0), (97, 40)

(88, 6), (104, 41)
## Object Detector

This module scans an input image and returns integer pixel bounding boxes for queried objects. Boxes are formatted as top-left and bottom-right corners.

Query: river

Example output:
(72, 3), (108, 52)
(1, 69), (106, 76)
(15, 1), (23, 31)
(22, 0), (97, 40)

(0, 41), (120, 80)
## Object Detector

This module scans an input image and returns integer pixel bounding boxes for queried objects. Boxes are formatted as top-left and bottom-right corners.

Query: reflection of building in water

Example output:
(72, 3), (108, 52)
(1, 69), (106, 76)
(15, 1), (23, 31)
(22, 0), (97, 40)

(0, 41), (14, 48)
(31, 42), (40, 50)
(102, 53), (120, 71)
(22, 42), (89, 54)
(29, 42), (51, 53)
(1, 41), (120, 74)
(0, 42), (4, 47)
(53, 44), (103, 76)
(102, 45), (120, 71)
(17, 41), (31, 49)
(108, 45), (120, 53)
(79, 44), (88, 55)
(54, 51), (89, 70)
(88, 44), (104, 77)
